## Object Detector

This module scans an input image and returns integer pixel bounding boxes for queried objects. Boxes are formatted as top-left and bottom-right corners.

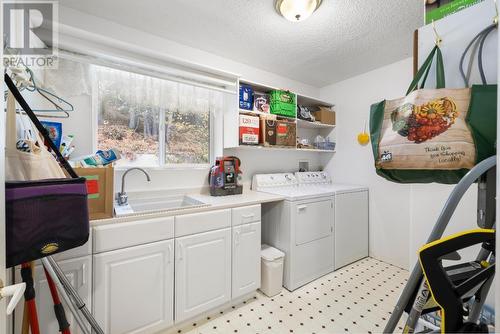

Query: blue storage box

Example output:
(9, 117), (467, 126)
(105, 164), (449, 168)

(239, 85), (254, 110)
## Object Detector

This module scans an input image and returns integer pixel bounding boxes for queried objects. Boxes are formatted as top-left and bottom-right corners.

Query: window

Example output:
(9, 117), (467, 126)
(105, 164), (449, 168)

(166, 84), (213, 164)
(95, 66), (162, 166)
(38, 55), (227, 168)
(95, 65), (219, 167)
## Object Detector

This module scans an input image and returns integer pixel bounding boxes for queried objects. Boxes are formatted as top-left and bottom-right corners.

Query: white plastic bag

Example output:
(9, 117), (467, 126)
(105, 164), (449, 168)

(5, 92), (65, 181)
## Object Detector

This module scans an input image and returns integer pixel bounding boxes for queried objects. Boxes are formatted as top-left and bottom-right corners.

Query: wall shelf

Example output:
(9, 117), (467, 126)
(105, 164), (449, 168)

(296, 119), (335, 129)
(237, 115), (335, 129)
(234, 145), (295, 152)
(230, 145), (336, 153)
(223, 79), (336, 153)
(238, 109), (296, 121)
(296, 148), (336, 153)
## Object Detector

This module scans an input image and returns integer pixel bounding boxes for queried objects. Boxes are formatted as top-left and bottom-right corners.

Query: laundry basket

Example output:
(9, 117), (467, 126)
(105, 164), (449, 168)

(260, 244), (285, 297)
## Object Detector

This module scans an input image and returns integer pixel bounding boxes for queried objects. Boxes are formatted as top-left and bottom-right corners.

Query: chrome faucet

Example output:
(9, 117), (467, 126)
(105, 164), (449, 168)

(116, 167), (151, 206)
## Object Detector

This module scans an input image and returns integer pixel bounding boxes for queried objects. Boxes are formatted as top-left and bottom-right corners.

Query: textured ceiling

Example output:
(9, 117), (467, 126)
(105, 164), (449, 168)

(59, 0), (423, 87)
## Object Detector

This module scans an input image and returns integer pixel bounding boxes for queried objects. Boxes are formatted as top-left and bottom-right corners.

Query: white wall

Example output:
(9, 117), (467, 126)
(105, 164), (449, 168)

(320, 58), (413, 269)
(320, 58), (481, 271)
(224, 148), (325, 185)
(58, 7), (319, 98)
(55, 6), (323, 193)
(418, 0), (497, 89)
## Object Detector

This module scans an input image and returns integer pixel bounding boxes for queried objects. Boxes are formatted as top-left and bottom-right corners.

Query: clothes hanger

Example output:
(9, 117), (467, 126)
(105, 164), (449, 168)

(22, 68), (74, 118)
(4, 66), (74, 118)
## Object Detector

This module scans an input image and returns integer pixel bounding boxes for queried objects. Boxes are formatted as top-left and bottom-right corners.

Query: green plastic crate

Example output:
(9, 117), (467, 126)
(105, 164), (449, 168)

(270, 90), (296, 118)
(425, 0), (484, 24)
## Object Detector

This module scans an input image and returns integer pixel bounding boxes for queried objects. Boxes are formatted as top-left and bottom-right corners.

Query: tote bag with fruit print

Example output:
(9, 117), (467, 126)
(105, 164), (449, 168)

(369, 26), (497, 184)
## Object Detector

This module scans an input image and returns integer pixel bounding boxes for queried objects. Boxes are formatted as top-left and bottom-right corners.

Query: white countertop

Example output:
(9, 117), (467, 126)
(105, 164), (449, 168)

(91, 182), (368, 226)
(254, 183), (368, 201)
(91, 189), (285, 226)
(188, 191), (285, 207)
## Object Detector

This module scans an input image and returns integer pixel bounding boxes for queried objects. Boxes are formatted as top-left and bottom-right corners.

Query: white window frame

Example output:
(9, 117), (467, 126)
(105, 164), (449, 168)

(71, 52), (229, 170)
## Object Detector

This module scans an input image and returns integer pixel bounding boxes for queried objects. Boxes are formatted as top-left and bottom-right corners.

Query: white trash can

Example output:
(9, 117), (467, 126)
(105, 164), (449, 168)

(260, 244), (285, 297)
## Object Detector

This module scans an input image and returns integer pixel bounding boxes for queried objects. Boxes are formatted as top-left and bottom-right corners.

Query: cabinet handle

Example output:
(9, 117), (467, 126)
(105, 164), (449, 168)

(235, 231), (241, 246)
(177, 243), (184, 261)
(242, 213), (255, 219)
(167, 244), (172, 264)
(81, 263), (86, 287)
(297, 205), (307, 211)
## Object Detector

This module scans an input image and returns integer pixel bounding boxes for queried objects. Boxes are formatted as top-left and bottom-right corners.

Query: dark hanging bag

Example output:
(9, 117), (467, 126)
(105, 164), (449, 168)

(369, 24), (497, 184)
(4, 73), (90, 268)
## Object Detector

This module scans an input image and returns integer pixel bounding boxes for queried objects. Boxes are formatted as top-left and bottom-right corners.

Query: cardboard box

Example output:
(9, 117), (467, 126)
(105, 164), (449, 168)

(74, 166), (114, 220)
(312, 107), (336, 125)
(239, 114), (260, 145)
(276, 119), (296, 147)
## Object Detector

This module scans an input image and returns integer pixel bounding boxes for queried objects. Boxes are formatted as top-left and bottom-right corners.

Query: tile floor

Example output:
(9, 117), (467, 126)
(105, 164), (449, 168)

(164, 257), (409, 334)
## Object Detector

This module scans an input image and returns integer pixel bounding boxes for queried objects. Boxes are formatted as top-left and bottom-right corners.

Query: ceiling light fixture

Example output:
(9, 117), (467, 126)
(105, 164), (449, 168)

(275, 0), (322, 22)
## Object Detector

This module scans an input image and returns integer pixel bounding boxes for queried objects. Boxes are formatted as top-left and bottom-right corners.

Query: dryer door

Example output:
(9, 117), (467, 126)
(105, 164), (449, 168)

(293, 198), (333, 245)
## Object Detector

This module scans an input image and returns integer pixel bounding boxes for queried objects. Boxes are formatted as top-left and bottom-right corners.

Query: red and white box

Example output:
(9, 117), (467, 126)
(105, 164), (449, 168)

(239, 114), (260, 145)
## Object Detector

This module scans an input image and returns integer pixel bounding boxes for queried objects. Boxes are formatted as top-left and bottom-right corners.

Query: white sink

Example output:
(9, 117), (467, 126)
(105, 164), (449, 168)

(114, 194), (209, 217)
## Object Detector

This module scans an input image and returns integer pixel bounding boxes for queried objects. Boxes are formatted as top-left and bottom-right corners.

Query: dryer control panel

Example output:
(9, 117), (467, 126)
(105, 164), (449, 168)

(252, 173), (298, 190)
(295, 171), (331, 185)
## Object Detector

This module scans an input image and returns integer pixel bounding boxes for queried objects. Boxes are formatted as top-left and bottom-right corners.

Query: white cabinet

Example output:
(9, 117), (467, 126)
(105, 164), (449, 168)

(175, 209), (231, 237)
(335, 190), (369, 269)
(232, 222), (261, 298)
(14, 256), (91, 334)
(93, 217), (174, 253)
(175, 228), (231, 322)
(93, 240), (174, 334)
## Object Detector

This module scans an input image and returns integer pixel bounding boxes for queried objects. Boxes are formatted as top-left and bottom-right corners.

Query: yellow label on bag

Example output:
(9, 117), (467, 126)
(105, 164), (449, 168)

(41, 243), (59, 254)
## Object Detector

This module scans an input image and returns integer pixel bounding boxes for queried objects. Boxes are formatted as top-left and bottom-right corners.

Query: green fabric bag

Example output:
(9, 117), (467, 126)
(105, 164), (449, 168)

(370, 25), (497, 184)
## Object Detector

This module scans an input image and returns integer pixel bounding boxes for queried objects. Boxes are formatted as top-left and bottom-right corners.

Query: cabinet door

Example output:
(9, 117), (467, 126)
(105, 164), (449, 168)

(175, 228), (231, 322)
(232, 222), (261, 299)
(14, 256), (91, 334)
(93, 240), (174, 334)
(335, 190), (369, 269)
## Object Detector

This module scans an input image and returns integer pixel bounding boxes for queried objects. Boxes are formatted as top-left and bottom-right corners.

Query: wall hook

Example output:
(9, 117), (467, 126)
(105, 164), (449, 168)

(494, 0), (498, 25)
(432, 20), (442, 47)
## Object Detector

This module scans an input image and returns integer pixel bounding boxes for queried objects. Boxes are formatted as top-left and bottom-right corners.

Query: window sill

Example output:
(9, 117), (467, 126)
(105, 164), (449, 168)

(113, 164), (211, 172)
